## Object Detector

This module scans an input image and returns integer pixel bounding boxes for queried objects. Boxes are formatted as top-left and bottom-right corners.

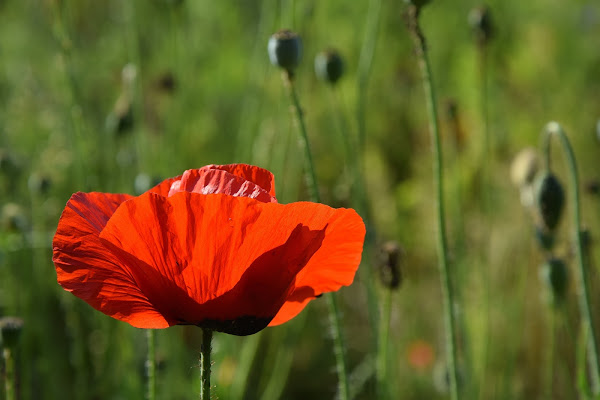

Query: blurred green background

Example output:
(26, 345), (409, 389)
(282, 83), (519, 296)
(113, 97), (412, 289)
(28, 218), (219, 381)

(1, 0), (600, 399)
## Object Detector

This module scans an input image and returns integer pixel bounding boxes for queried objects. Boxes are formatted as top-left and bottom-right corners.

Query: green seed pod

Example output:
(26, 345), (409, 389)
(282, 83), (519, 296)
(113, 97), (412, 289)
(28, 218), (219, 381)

(378, 241), (403, 290)
(268, 29), (302, 73)
(314, 49), (344, 85)
(0, 317), (24, 350)
(468, 5), (494, 47)
(539, 258), (569, 304)
(534, 172), (565, 231)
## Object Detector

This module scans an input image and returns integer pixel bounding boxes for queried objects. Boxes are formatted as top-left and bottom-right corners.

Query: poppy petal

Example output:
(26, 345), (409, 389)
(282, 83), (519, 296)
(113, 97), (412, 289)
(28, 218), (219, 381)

(52, 192), (170, 328)
(147, 176), (180, 197)
(98, 192), (334, 334)
(269, 206), (365, 326)
(200, 164), (276, 197)
(167, 168), (276, 203)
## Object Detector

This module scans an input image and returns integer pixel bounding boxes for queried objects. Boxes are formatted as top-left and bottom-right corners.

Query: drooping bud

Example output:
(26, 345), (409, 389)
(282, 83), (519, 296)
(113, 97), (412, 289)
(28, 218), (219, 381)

(534, 172), (565, 231)
(468, 5), (494, 47)
(539, 258), (568, 305)
(378, 241), (403, 290)
(0, 317), (24, 350)
(268, 29), (302, 74)
(314, 49), (344, 85)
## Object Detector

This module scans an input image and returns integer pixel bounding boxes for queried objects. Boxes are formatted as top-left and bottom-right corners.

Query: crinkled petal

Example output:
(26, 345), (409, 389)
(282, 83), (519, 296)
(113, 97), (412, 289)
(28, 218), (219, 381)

(200, 164), (276, 198)
(168, 169), (276, 203)
(52, 192), (170, 328)
(269, 206), (365, 326)
(98, 192), (336, 334)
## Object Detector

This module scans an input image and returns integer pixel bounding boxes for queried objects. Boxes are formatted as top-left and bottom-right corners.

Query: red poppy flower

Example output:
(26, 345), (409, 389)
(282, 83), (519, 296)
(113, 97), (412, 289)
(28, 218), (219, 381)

(53, 164), (365, 335)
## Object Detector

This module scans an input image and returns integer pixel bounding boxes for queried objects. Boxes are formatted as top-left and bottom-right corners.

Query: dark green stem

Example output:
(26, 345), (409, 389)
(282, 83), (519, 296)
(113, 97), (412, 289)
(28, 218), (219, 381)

(200, 329), (213, 400)
(145, 330), (156, 400)
(542, 121), (600, 395)
(406, 6), (459, 400)
(3, 348), (15, 400)
(283, 71), (349, 400)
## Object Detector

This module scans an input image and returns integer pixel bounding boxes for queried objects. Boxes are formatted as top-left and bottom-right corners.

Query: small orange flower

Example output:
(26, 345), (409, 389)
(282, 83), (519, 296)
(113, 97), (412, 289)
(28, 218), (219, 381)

(407, 339), (435, 371)
(53, 164), (365, 335)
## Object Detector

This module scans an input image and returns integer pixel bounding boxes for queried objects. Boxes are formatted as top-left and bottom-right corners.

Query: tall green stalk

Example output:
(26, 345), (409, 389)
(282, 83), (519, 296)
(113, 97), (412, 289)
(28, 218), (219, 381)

(3, 348), (15, 400)
(542, 121), (600, 395)
(406, 5), (459, 400)
(283, 72), (350, 400)
(200, 329), (213, 400)
(145, 330), (156, 400)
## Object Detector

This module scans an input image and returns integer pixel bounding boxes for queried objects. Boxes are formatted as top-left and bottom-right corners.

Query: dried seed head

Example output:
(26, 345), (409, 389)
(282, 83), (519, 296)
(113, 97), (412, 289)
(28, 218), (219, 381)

(534, 172), (565, 231)
(314, 49), (344, 85)
(539, 258), (569, 305)
(469, 5), (494, 47)
(0, 317), (24, 350)
(378, 241), (403, 290)
(268, 30), (302, 74)
(510, 148), (540, 188)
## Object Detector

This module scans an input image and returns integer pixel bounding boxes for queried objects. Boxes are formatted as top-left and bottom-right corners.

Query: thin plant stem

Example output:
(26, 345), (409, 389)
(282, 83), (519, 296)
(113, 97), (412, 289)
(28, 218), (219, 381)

(145, 330), (156, 400)
(545, 309), (556, 400)
(283, 71), (349, 400)
(200, 329), (213, 400)
(542, 121), (600, 395)
(376, 288), (393, 399)
(3, 348), (15, 400)
(406, 6), (459, 400)
(357, 0), (382, 150)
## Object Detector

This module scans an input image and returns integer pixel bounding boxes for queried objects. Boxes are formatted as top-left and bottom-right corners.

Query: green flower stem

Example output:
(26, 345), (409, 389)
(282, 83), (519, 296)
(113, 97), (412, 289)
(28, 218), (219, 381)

(200, 329), (213, 400)
(542, 121), (600, 395)
(3, 348), (15, 400)
(283, 72), (349, 400)
(357, 0), (382, 150)
(145, 330), (156, 400)
(406, 6), (459, 400)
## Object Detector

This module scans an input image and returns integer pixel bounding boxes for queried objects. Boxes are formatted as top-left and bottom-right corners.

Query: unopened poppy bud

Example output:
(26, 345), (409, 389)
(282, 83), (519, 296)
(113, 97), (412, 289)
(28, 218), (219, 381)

(268, 30), (302, 74)
(0, 317), (24, 350)
(534, 172), (565, 231)
(468, 5), (494, 47)
(314, 49), (344, 85)
(539, 258), (568, 304)
(378, 241), (403, 289)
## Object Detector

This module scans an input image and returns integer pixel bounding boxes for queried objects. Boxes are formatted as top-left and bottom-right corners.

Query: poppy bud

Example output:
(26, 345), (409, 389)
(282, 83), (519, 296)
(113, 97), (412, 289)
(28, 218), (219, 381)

(534, 172), (565, 231)
(314, 49), (344, 85)
(0, 317), (24, 350)
(468, 5), (494, 47)
(378, 241), (403, 290)
(268, 30), (302, 74)
(539, 258), (568, 305)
